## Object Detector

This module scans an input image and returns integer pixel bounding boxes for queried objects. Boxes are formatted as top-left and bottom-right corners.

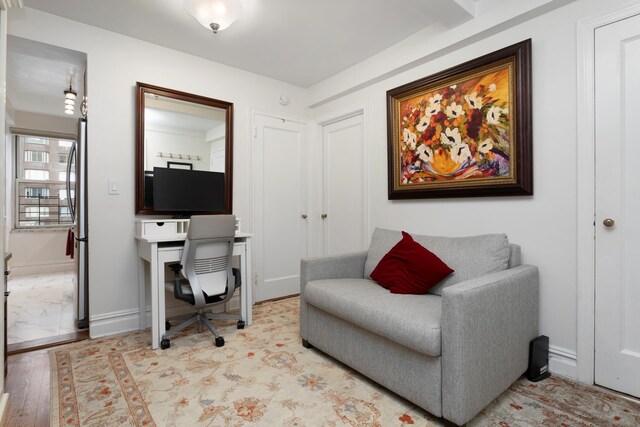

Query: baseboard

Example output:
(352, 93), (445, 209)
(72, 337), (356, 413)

(0, 393), (9, 426)
(92, 296), (242, 338)
(549, 345), (578, 379)
(9, 261), (74, 276)
(89, 308), (141, 338)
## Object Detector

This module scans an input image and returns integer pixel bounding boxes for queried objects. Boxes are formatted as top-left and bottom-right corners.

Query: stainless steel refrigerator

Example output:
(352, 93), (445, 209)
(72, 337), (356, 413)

(67, 118), (89, 329)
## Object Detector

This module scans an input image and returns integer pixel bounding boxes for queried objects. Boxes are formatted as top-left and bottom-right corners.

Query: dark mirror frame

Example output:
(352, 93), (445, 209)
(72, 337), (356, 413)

(135, 82), (233, 215)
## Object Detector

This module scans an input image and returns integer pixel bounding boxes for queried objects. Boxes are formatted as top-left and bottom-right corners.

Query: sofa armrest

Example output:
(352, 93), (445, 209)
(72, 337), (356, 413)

(441, 265), (539, 425)
(299, 251), (367, 341)
(300, 251), (367, 294)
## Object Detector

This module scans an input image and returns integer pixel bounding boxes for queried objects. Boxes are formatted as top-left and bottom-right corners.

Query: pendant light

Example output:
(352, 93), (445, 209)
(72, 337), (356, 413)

(184, 0), (243, 34)
(64, 77), (77, 115)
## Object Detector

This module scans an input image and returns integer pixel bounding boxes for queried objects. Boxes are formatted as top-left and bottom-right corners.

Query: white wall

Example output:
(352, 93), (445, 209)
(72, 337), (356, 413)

(145, 125), (210, 171)
(8, 229), (73, 275)
(8, 7), (310, 336)
(309, 0), (629, 377)
(11, 110), (77, 136)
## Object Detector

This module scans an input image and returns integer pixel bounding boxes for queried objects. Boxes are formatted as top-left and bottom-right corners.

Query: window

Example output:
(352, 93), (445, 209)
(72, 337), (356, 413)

(25, 187), (49, 198)
(24, 169), (50, 180)
(59, 189), (75, 200)
(15, 134), (75, 228)
(58, 171), (76, 182)
(25, 137), (49, 145)
(59, 207), (71, 220)
(24, 150), (50, 163)
(25, 206), (50, 218)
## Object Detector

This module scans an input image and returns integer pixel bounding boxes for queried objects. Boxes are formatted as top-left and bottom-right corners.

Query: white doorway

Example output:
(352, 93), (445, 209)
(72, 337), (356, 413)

(253, 113), (308, 302)
(592, 12), (640, 398)
(4, 37), (89, 351)
(320, 111), (367, 256)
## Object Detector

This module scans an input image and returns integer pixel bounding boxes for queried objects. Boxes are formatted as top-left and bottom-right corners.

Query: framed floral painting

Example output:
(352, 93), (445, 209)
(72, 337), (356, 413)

(387, 39), (532, 199)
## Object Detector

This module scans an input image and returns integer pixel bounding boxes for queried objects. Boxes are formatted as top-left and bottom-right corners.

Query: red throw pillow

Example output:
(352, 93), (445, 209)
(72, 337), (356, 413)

(370, 231), (454, 294)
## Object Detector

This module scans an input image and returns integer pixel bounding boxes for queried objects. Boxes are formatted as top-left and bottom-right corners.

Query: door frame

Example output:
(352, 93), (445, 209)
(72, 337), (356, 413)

(250, 109), (310, 301)
(576, 1), (640, 385)
(314, 104), (370, 256)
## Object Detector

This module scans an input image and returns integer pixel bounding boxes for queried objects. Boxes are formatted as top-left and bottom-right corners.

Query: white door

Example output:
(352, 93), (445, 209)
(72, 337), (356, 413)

(253, 114), (307, 302)
(594, 13), (640, 398)
(321, 113), (366, 255)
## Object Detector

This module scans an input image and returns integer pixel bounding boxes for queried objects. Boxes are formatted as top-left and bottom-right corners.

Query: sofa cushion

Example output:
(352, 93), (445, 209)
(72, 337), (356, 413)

(304, 278), (442, 356)
(371, 231), (454, 294)
(364, 228), (511, 295)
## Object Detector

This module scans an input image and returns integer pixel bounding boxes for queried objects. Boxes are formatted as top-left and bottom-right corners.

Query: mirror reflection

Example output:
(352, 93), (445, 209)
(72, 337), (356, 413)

(143, 93), (227, 173)
(135, 83), (233, 215)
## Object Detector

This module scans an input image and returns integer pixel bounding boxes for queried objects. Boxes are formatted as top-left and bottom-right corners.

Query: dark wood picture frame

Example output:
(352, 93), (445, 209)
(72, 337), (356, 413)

(135, 82), (234, 215)
(386, 39), (532, 199)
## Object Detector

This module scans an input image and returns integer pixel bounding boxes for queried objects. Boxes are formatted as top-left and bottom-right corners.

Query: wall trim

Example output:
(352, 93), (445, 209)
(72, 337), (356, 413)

(92, 299), (232, 338)
(9, 260), (74, 276)
(576, 0), (640, 386)
(0, 393), (9, 426)
(90, 307), (141, 338)
(549, 345), (578, 379)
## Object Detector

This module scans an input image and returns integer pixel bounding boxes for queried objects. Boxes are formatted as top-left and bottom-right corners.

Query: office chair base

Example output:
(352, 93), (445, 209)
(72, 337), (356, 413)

(160, 339), (171, 349)
(165, 321), (171, 331)
(215, 336), (225, 347)
(237, 320), (245, 329)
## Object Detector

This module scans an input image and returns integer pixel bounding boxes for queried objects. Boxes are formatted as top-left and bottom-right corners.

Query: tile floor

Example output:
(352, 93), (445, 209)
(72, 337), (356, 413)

(7, 271), (80, 344)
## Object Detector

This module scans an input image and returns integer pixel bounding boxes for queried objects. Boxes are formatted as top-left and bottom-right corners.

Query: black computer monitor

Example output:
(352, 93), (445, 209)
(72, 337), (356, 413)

(152, 167), (225, 213)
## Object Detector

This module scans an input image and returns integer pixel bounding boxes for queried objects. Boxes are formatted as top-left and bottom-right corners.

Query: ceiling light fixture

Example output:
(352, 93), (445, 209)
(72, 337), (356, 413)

(184, 0), (243, 34)
(64, 78), (77, 115)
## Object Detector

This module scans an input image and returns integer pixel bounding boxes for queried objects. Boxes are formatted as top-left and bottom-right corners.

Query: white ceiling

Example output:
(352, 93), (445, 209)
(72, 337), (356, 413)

(6, 35), (86, 119)
(8, 0), (481, 119)
(21, 0), (478, 88)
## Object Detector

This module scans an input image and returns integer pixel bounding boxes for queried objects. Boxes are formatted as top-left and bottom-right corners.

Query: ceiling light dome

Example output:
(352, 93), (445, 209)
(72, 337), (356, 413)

(184, 0), (243, 34)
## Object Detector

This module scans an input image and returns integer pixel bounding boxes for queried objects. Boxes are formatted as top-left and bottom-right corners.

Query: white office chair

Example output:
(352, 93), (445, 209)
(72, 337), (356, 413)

(161, 214), (244, 349)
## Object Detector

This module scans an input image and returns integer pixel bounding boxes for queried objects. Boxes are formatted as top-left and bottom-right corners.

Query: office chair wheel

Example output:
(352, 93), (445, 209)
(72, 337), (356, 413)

(237, 320), (245, 329)
(160, 339), (170, 350)
(165, 321), (171, 331)
(215, 336), (225, 347)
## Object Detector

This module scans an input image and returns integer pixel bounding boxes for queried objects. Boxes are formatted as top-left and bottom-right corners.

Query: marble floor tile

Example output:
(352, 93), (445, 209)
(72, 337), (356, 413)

(7, 271), (81, 344)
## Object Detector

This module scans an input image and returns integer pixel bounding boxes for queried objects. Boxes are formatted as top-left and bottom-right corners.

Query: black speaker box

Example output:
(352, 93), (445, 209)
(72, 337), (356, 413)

(527, 335), (551, 382)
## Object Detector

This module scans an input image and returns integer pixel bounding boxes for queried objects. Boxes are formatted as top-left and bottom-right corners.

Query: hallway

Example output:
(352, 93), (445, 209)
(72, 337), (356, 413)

(7, 271), (79, 345)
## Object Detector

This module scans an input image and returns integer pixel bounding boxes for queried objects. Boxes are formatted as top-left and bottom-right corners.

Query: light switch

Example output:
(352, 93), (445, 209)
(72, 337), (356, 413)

(108, 180), (120, 195)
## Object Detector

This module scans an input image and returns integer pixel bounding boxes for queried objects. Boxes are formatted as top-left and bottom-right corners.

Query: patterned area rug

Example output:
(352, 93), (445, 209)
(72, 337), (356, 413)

(50, 297), (640, 426)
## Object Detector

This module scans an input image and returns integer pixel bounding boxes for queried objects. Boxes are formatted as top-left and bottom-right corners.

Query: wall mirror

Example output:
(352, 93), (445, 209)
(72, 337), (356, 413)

(135, 82), (233, 215)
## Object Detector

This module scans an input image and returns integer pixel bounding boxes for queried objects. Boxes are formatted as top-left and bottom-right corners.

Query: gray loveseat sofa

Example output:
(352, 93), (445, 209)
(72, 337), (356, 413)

(300, 228), (538, 426)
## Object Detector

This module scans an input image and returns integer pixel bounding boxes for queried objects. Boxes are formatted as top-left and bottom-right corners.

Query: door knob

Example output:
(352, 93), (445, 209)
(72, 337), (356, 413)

(321, 214), (328, 219)
(301, 214), (307, 219)
(603, 218), (615, 227)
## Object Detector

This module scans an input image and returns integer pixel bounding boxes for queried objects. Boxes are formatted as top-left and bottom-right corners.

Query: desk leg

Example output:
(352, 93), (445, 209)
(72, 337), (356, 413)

(150, 242), (159, 349)
(138, 255), (146, 330)
(245, 238), (253, 325)
(157, 252), (168, 346)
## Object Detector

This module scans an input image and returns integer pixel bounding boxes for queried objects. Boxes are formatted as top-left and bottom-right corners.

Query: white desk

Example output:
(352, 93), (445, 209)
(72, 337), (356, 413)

(136, 221), (252, 349)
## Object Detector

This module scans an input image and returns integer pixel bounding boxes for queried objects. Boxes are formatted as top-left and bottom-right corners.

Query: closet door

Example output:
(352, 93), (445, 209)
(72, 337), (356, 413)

(253, 114), (308, 302)
(321, 113), (367, 256)
(593, 13), (640, 398)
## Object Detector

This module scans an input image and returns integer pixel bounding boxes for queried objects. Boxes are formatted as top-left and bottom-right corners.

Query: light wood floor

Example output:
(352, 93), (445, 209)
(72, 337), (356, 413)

(4, 350), (50, 427)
